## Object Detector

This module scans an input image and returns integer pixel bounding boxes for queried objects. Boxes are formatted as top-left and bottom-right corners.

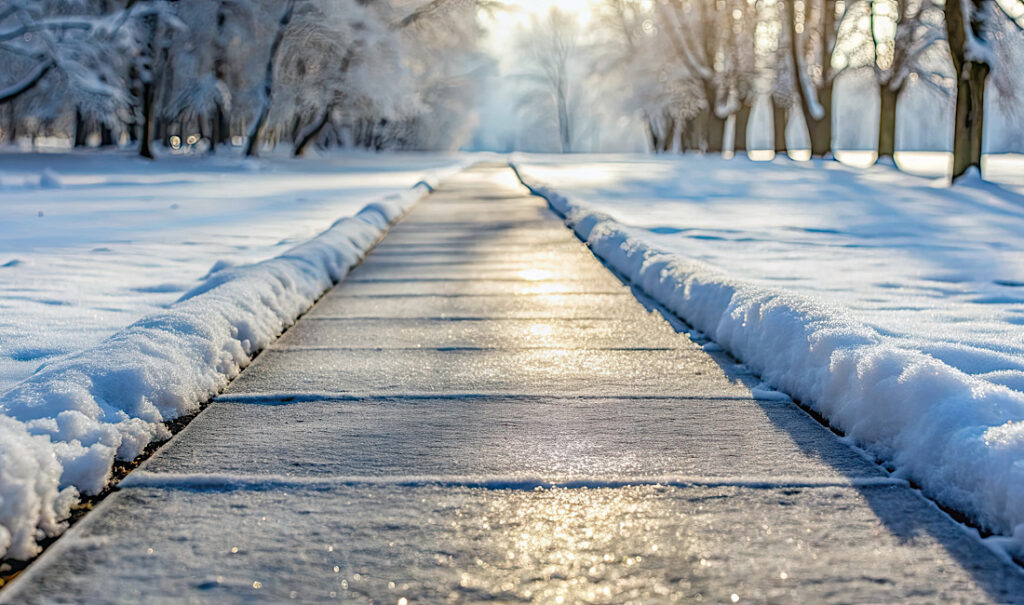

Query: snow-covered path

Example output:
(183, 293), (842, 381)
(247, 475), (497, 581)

(5, 164), (1022, 603)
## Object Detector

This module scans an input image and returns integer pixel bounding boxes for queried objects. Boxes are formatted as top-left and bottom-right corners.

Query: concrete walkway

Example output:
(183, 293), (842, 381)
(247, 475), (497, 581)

(5, 164), (1024, 603)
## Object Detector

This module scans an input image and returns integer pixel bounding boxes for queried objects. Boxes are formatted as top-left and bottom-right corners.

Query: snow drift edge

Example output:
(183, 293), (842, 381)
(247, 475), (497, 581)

(0, 167), (457, 561)
(511, 161), (1024, 560)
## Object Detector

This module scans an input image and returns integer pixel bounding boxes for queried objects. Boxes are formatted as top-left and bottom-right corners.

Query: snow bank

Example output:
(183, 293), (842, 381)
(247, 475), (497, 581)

(513, 164), (1024, 556)
(0, 180), (440, 560)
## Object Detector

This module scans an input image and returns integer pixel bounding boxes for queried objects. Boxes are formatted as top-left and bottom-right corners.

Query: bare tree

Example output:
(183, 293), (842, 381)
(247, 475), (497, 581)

(768, 0), (797, 154)
(945, 0), (1022, 179)
(874, 0), (945, 160)
(514, 8), (582, 152)
(595, 0), (705, 152)
(656, 0), (727, 152)
(244, 0), (295, 158)
(787, 0), (840, 156)
(2, 0), (486, 157)
(0, 0), (151, 146)
(724, 0), (760, 154)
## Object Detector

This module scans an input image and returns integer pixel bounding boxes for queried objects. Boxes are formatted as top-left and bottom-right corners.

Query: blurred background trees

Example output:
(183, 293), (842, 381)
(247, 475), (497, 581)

(0, 0), (487, 157)
(0, 0), (1021, 179)
(584, 0), (1022, 178)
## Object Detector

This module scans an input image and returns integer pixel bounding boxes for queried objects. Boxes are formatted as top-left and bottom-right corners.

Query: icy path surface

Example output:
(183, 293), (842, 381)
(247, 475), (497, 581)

(0, 151), (466, 390)
(5, 165), (1023, 603)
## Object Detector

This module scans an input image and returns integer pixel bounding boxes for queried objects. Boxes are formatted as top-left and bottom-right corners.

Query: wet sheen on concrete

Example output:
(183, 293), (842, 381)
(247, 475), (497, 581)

(5, 164), (1024, 603)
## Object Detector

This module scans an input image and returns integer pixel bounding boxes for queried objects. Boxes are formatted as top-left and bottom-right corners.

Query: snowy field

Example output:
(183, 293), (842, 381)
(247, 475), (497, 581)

(514, 153), (1024, 555)
(0, 151), (464, 391)
(0, 150), (466, 560)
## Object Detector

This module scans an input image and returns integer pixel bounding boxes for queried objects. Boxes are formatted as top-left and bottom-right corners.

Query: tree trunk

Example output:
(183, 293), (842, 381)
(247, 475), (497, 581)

(210, 1), (229, 155)
(683, 119), (703, 152)
(733, 103), (752, 155)
(137, 11), (167, 160)
(679, 119), (693, 152)
(701, 81), (725, 153)
(6, 100), (17, 143)
(808, 83), (832, 157)
(290, 116), (304, 144)
(294, 107), (332, 157)
(951, 61), (988, 179)
(74, 110), (89, 148)
(208, 112), (219, 154)
(644, 117), (657, 153)
(139, 79), (156, 159)
(772, 101), (787, 153)
(198, 117), (209, 148)
(787, 0), (834, 158)
(660, 117), (675, 153)
(246, 1), (295, 158)
(877, 84), (898, 161)
(945, 0), (989, 180)
(218, 108), (231, 146)
(209, 107), (230, 153)
(556, 87), (571, 153)
(100, 125), (115, 147)
(705, 112), (725, 154)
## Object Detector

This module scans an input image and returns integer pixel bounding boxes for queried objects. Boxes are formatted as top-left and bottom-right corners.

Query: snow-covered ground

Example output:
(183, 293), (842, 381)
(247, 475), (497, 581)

(513, 152), (1024, 556)
(0, 151), (464, 391)
(0, 150), (467, 560)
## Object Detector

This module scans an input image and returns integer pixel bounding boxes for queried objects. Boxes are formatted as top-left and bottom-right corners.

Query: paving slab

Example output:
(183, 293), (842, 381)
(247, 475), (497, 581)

(222, 347), (755, 397)
(307, 292), (649, 319)
(370, 240), (587, 253)
(343, 262), (622, 284)
(354, 248), (601, 266)
(7, 163), (1023, 603)
(275, 318), (686, 349)
(142, 396), (881, 479)
(7, 485), (1024, 604)
(354, 251), (616, 270)
(390, 207), (556, 223)
(330, 279), (627, 296)
(378, 227), (576, 247)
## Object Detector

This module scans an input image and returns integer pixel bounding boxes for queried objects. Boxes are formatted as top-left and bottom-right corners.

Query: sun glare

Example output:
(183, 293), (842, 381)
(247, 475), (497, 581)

(518, 268), (554, 281)
(487, 0), (595, 26)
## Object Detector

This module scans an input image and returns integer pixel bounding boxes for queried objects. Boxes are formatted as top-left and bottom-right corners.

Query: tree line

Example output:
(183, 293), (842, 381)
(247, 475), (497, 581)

(0, 0), (488, 157)
(580, 0), (1021, 179)
(2, 0), (1021, 178)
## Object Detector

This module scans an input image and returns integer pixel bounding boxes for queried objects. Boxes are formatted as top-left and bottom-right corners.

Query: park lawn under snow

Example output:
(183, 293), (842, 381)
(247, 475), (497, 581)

(0, 149), (467, 560)
(0, 150), (464, 391)
(513, 153), (1024, 555)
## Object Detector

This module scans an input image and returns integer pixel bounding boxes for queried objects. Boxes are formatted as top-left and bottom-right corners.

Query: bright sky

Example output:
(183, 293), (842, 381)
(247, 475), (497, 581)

(481, 0), (596, 58)
(484, 0), (595, 29)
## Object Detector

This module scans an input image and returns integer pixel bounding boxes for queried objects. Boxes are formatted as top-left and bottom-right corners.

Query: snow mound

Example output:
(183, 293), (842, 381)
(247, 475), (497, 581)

(514, 165), (1024, 557)
(0, 182), (435, 560)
